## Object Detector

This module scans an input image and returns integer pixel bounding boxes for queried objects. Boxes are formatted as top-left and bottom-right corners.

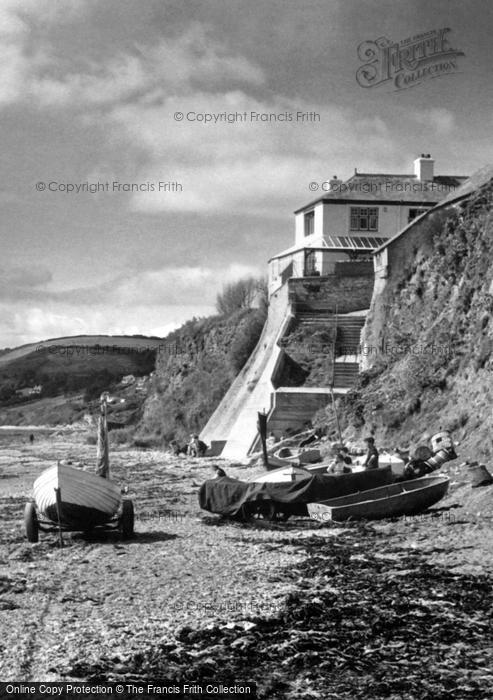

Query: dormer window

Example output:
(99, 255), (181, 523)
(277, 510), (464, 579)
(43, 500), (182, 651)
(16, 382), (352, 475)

(304, 210), (315, 236)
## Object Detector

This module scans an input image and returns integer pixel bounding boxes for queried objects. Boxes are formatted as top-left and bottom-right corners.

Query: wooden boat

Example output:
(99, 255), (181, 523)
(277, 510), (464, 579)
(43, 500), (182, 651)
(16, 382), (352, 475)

(350, 451), (406, 476)
(24, 393), (134, 543)
(250, 465), (313, 483)
(307, 475), (450, 522)
(32, 462), (122, 529)
(273, 447), (321, 466)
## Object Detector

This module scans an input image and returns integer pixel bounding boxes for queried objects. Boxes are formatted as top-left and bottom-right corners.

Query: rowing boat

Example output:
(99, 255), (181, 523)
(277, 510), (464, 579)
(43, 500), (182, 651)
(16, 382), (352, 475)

(307, 475), (450, 522)
(249, 465), (313, 483)
(33, 462), (122, 529)
(25, 392), (134, 543)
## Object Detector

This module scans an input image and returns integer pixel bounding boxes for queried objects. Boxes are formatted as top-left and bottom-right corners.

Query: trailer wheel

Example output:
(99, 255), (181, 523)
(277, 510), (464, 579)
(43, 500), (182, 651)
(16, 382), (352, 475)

(120, 499), (134, 539)
(247, 501), (278, 521)
(24, 502), (39, 543)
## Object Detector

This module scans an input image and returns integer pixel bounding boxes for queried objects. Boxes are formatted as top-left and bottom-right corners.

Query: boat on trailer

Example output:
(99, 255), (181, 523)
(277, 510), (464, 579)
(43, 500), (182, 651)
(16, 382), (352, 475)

(307, 475), (450, 522)
(24, 392), (134, 542)
(25, 463), (134, 542)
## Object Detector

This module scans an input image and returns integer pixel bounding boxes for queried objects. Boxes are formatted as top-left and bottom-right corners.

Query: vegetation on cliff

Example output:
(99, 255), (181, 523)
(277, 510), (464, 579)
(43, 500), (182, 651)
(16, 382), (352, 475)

(138, 278), (268, 445)
(328, 181), (493, 458)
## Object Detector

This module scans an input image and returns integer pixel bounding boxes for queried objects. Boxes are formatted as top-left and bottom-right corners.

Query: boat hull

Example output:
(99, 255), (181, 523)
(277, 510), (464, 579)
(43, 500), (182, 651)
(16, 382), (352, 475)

(33, 464), (122, 530)
(308, 475), (449, 522)
(250, 465), (313, 483)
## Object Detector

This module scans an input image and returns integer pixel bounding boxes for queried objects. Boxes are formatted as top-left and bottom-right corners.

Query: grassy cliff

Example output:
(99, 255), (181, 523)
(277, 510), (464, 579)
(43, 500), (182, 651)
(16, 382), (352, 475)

(328, 181), (493, 459)
(137, 308), (265, 445)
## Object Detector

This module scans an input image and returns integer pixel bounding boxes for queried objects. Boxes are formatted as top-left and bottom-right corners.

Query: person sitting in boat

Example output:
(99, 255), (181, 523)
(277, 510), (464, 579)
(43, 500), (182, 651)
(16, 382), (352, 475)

(363, 437), (379, 470)
(188, 434), (208, 457)
(211, 465), (227, 478)
(327, 453), (352, 475)
(266, 432), (277, 450)
(340, 446), (353, 465)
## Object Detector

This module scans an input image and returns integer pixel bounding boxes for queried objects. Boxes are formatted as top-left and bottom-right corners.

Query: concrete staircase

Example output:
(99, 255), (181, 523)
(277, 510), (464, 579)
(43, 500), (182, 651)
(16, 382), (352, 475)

(201, 286), (368, 460)
(294, 312), (365, 356)
(249, 387), (348, 452)
(333, 361), (360, 387)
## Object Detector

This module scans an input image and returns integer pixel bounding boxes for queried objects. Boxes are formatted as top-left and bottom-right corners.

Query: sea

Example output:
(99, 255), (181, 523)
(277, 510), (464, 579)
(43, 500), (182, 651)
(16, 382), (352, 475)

(0, 427), (55, 447)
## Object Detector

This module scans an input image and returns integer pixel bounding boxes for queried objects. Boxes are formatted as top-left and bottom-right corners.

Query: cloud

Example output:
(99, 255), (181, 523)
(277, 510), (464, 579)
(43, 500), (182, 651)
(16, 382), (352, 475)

(0, 263), (263, 345)
(0, 301), (218, 347)
(0, 0), (87, 105)
(64, 263), (263, 306)
(0, 5), (402, 218)
(0, 265), (53, 299)
(410, 108), (455, 134)
(106, 89), (396, 216)
(0, 13), (265, 109)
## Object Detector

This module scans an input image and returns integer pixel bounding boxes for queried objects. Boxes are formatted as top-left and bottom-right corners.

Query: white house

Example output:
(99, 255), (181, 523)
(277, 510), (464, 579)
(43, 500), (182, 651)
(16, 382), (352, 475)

(268, 155), (467, 294)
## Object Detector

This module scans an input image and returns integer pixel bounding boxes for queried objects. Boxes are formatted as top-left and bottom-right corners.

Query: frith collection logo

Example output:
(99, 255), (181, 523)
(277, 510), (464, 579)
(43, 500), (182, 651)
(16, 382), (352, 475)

(356, 28), (465, 90)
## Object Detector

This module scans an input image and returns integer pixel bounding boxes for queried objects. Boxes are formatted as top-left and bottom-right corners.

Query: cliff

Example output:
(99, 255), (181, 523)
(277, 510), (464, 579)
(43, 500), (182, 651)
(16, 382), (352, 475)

(331, 178), (493, 460)
(138, 309), (265, 444)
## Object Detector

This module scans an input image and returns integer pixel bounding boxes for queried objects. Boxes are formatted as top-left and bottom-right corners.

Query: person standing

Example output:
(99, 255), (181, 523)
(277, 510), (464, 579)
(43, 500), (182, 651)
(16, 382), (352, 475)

(363, 436), (379, 470)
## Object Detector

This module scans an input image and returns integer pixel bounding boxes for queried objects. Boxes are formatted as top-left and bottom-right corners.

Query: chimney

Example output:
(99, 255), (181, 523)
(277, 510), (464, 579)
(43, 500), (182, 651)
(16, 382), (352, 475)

(329, 175), (343, 191)
(414, 153), (434, 181)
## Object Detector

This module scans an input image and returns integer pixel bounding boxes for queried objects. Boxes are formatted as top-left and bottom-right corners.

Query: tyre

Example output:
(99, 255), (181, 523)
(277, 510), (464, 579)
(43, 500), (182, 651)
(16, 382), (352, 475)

(120, 499), (134, 539)
(24, 502), (39, 543)
(249, 500), (278, 521)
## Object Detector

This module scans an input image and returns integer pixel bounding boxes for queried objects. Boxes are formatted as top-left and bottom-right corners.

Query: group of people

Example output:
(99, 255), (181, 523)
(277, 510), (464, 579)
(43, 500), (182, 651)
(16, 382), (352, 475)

(168, 428), (380, 477)
(327, 436), (379, 475)
(169, 433), (208, 457)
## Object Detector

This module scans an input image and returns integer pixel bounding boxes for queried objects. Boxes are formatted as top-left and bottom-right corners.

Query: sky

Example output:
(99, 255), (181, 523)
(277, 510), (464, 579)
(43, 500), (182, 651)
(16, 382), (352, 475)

(0, 0), (492, 347)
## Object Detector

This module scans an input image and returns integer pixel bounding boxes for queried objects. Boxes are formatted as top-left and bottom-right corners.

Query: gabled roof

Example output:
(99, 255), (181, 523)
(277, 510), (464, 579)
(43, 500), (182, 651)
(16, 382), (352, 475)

(294, 172), (469, 212)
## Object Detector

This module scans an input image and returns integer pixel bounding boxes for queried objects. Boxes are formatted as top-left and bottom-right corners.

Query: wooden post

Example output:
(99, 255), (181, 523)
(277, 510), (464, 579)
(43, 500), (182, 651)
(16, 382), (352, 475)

(330, 303), (343, 446)
(96, 392), (110, 478)
(54, 486), (64, 548)
(257, 411), (269, 468)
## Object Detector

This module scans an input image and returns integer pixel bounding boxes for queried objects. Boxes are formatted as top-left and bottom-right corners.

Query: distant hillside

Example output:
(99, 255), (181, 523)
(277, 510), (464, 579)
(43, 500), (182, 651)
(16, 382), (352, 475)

(0, 335), (160, 426)
(325, 179), (493, 460)
(0, 312), (266, 438)
(0, 334), (163, 366)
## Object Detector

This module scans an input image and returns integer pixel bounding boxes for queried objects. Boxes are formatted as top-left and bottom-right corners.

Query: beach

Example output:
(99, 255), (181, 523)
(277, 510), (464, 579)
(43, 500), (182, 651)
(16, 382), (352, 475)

(1, 432), (493, 698)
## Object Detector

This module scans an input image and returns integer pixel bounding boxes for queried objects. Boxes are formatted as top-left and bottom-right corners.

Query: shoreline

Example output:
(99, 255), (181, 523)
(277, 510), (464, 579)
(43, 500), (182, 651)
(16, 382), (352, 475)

(0, 425), (88, 432)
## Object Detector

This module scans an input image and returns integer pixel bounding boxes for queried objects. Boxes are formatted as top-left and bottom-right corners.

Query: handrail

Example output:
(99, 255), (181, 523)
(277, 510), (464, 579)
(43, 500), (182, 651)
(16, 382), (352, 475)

(330, 303), (343, 444)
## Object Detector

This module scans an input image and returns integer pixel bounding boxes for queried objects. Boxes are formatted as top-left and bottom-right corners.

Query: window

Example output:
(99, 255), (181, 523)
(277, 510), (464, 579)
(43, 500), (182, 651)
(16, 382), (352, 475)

(304, 211), (315, 236)
(350, 207), (379, 231)
(304, 250), (318, 276)
(408, 208), (428, 223)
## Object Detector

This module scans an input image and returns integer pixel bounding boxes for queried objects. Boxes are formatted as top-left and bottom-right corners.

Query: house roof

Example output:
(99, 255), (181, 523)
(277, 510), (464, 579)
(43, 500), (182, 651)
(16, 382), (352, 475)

(268, 237), (327, 262)
(294, 172), (469, 213)
(373, 164), (493, 255)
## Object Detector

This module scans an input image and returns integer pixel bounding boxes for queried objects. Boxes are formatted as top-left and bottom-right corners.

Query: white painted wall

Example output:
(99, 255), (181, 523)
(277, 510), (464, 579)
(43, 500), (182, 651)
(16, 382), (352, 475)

(294, 202), (324, 244)
(296, 201), (426, 245)
(319, 202), (432, 241)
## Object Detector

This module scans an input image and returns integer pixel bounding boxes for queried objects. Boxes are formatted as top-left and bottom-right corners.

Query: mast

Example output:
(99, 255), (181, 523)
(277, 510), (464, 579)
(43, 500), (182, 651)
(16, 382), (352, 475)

(96, 391), (110, 478)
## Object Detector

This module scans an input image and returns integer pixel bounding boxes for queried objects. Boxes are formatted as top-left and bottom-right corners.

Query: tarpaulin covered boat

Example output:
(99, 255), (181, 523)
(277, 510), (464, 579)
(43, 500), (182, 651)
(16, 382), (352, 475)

(199, 465), (393, 520)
